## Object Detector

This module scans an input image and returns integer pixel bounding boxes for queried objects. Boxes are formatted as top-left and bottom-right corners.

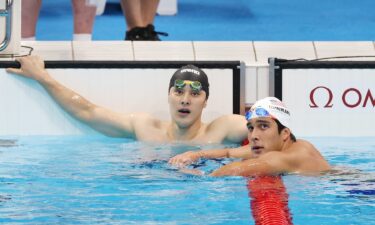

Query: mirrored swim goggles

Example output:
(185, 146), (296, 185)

(174, 79), (202, 92)
(245, 107), (271, 121)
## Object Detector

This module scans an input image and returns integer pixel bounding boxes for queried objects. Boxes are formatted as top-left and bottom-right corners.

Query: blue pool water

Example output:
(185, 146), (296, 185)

(0, 136), (374, 224)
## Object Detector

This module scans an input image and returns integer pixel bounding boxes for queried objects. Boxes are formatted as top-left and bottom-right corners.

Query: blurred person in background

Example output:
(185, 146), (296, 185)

(22, 0), (97, 41)
(21, 0), (167, 41)
(121, 0), (167, 40)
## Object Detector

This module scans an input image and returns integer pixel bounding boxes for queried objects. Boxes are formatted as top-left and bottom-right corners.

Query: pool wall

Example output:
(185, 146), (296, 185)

(272, 60), (375, 137)
(0, 62), (242, 135)
(1, 41), (375, 137)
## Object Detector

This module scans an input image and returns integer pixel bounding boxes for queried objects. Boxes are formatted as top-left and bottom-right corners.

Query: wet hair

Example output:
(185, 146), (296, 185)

(275, 119), (296, 142)
(169, 65), (210, 99)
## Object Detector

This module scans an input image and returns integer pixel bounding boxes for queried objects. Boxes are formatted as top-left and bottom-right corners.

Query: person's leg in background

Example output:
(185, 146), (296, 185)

(22, 0), (96, 41)
(121, 0), (167, 41)
(121, 0), (144, 28)
(71, 0), (97, 41)
(140, 0), (159, 27)
(21, 0), (42, 41)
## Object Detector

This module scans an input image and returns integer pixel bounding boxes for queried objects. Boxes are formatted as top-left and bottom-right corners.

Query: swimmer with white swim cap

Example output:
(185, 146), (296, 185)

(6, 56), (248, 144)
(169, 97), (331, 176)
(245, 96), (296, 142)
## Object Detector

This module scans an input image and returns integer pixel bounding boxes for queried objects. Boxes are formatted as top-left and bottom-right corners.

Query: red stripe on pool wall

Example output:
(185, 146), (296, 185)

(247, 176), (293, 225)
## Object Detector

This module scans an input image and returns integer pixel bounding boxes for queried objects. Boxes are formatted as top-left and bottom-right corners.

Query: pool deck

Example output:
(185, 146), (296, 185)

(11, 41), (375, 63)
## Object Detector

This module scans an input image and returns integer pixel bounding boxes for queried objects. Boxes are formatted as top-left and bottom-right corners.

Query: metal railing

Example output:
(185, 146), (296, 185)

(0, 0), (13, 52)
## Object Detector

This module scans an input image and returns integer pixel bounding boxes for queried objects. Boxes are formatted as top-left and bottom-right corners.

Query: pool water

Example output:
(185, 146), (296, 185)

(0, 136), (374, 224)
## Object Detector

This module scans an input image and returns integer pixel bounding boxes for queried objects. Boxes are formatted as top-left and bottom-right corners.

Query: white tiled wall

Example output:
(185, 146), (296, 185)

(72, 41), (133, 60)
(133, 41), (195, 60)
(314, 41), (375, 60)
(193, 41), (255, 64)
(253, 41), (316, 64)
(25, 41), (74, 60)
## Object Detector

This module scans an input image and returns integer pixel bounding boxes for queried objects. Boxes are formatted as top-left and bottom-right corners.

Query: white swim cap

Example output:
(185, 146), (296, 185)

(246, 97), (291, 129)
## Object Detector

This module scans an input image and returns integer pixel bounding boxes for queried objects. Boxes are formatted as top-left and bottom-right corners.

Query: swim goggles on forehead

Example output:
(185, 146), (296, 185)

(174, 79), (202, 92)
(245, 107), (270, 121)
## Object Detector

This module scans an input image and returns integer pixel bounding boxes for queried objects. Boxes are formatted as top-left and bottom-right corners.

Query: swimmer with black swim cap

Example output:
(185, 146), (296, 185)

(169, 65), (209, 99)
(7, 56), (248, 144)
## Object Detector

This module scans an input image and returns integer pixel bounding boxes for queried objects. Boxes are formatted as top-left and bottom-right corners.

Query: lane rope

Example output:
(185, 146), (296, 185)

(247, 176), (293, 225)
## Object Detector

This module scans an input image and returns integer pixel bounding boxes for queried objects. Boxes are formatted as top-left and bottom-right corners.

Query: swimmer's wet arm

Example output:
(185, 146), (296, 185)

(199, 145), (251, 159)
(6, 56), (136, 137)
(210, 152), (289, 177)
(169, 146), (249, 167)
(224, 115), (249, 143)
(209, 114), (248, 143)
(210, 159), (275, 177)
(38, 78), (137, 137)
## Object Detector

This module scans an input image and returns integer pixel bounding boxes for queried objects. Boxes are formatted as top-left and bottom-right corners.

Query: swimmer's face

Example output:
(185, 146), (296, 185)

(247, 117), (288, 156)
(168, 83), (207, 128)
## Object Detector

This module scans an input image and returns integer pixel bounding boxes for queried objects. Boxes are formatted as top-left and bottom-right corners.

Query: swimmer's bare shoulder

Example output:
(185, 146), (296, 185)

(206, 114), (248, 143)
(283, 139), (331, 173)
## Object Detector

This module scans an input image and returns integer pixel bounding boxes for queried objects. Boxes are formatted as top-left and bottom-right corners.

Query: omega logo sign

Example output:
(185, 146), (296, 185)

(309, 86), (375, 108)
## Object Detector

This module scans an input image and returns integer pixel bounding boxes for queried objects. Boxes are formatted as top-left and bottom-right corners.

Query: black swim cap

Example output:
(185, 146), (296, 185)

(169, 65), (209, 99)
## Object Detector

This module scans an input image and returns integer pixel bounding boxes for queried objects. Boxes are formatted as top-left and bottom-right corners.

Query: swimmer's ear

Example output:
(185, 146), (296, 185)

(203, 99), (207, 108)
(167, 92), (172, 103)
(281, 128), (291, 141)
